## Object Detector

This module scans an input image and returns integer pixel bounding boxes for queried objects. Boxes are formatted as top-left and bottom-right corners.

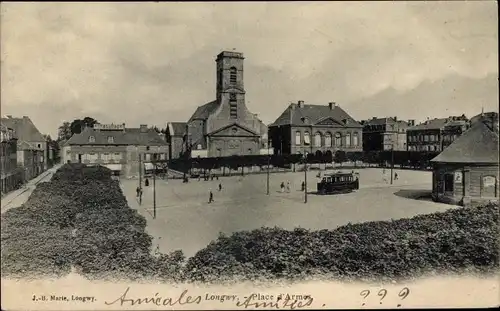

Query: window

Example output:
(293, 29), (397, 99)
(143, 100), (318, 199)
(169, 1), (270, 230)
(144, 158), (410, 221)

(324, 132), (332, 147)
(230, 67), (237, 84)
(107, 136), (114, 143)
(353, 132), (359, 146)
(424, 135), (429, 142)
(295, 131), (301, 145)
(197, 144), (202, 150)
(102, 153), (110, 162)
(89, 153), (98, 163)
(335, 132), (342, 146)
(345, 133), (351, 147)
(229, 93), (237, 119)
(444, 174), (454, 193)
(160, 153), (166, 160)
(481, 175), (497, 197)
(89, 136), (96, 143)
(303, 132), (311, 145)
(314, 132), (322, 147)
(145, 153), (151, 161)
(113, 153), (122, 161)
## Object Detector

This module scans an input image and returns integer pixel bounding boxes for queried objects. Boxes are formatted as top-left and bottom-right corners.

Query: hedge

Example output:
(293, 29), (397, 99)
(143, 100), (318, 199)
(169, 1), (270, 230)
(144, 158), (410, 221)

(2, 163), (498, 284)
(182, 203), (499, 283)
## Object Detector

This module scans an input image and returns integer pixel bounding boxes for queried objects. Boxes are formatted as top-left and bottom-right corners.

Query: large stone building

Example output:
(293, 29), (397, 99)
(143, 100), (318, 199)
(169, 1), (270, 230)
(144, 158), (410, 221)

(167, 51), (268, 159)
(406, 115), (469, 152)
(431, 119), (498, 207)
(361, 117), (411, 152)
(268, 101), (363, 157)
(1, 115), (48, 181)
(62, 123), (168, 178)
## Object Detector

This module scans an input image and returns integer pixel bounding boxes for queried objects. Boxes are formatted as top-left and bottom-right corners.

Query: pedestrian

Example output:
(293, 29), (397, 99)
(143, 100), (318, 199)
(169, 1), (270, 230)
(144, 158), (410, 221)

(216, 176), (219, 180)
(208, 190), (214, 203)
(145, 178), (149, 187)
(301, 181), (305, 192)
(280, 182), (285, 193)
(136, 186), (140, 198)
(395, 172), (399, 180)
(286, 181), (291, 193)
(218, 183), (222, 191)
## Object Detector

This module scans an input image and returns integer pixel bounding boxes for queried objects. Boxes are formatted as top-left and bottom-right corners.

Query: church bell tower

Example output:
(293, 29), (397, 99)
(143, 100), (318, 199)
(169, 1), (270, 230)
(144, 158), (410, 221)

(215, 51), (246, 120)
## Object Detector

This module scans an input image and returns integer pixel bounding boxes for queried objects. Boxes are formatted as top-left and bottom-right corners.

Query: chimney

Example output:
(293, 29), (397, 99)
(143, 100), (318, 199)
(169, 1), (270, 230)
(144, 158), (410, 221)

(140, 124), (148, 133)
(290, 103), (297, 110)
(23, 116), (29, 119)
(328, 102), (336, 110)
(408, 119), (415, 126)
(393, 116), (397, 121)
(298, 100), (304, 108)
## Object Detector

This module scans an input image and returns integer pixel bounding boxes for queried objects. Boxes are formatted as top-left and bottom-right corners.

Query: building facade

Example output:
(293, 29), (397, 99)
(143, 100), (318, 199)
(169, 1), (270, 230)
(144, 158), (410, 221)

(407, 115), (469, 152)
(62, 123), (168, 178)
(0, 115), (48, 171)
(431, 121), (498, 207)
(17, 141), (45, 182)
(0, 124), (21, 194)
(361, 117), (411, 152)
(269, 101), (363, 157)
(167, 51), (268, 159)
(166, 122), (187, 160)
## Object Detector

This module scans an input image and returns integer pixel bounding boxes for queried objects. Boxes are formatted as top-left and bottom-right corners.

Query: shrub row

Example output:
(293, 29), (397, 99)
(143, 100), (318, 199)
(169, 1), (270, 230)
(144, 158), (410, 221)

(181, 203), (499, 283)
(2, 163), (498, 283)
(1, 163), (182, 281)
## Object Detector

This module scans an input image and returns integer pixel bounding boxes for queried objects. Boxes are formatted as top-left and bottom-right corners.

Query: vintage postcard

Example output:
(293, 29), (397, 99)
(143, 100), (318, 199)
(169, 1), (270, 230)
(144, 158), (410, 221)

(1, 1), (499, 310)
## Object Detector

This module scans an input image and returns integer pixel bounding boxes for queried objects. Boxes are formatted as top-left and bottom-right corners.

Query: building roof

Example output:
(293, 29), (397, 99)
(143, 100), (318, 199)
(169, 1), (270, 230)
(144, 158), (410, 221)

(64, 126), (167, 146)
(270, 103), (362, 128)
(431, 121), (499, 164)
(188, 100), (218, 122)
(167, 122), (187, 136)
(0, 116), (45, 142)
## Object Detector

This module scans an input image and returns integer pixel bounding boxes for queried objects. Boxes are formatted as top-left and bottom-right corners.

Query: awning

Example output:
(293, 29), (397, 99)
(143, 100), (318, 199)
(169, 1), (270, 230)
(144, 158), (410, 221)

(144, 162), (155, 170)
(103, 164), (122, 171)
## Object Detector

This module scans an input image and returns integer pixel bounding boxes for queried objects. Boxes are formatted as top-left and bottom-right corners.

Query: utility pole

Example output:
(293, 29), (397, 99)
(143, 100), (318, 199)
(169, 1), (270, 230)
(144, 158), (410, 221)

(304, 154), (308, 204)
(266, 138), (270, 195)
(153, 160), (156, 219)
(138, 152), (142, 205)
(390, 144), (394, 185)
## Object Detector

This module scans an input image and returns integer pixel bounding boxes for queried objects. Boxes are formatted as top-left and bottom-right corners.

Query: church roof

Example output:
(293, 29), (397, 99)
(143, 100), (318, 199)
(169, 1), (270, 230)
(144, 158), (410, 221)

(188, 100), (218, 122)
(64, 126), (167, 146)
(270, 103), (362, 128)
(431, 121), (499, 164)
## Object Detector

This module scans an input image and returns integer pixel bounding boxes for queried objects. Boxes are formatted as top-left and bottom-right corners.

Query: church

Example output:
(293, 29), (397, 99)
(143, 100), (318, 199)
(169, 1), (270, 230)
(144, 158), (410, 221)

(167, 51), (269, 159)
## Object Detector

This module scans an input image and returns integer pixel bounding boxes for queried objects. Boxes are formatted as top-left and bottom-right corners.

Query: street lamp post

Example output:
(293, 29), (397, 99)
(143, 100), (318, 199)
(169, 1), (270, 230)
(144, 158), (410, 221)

(304, 153), (308, 204)
(266, 138), (270, 195)
(390, 144), (394, 185)
(153, 160), (157, 219)
(138, 152), (142, 205)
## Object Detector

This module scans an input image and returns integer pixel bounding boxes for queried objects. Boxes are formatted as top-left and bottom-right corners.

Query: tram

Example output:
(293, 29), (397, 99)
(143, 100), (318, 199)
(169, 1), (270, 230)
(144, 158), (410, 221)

(317, 171), (359, 195)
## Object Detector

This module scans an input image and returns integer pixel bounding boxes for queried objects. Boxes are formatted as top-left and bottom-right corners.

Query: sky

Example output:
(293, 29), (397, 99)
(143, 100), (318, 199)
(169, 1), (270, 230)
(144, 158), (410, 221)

(1, 1), (498, 137)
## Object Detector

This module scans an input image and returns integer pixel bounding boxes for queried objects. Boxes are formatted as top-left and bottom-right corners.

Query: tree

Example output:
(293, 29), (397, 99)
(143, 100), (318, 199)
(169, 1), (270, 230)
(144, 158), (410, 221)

(58, 122), (72, 141)
(69, 117), (98, 136)
(334, 150), (347, 165)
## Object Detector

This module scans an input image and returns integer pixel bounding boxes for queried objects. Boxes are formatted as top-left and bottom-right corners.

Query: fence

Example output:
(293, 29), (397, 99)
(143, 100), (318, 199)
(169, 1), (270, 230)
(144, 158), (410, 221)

(166, 150), (441, 176)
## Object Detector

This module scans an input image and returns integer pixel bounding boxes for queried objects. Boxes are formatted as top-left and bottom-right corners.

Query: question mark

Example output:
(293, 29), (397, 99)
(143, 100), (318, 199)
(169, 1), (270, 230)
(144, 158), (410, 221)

(360, 290), (370, 306)
(378, 289), (387, 304)
(397, 287), (410, 307)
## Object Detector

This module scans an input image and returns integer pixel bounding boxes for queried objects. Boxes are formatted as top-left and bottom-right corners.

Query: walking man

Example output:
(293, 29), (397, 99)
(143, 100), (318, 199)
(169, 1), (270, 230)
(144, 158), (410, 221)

(301, 181), (305, 192)
(208, 190), (214, 203)
(395, 172), (399, 180)
(218, 183), (222, 191)
(280, 181), (285, 193)
(286, 181), (291, 193)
